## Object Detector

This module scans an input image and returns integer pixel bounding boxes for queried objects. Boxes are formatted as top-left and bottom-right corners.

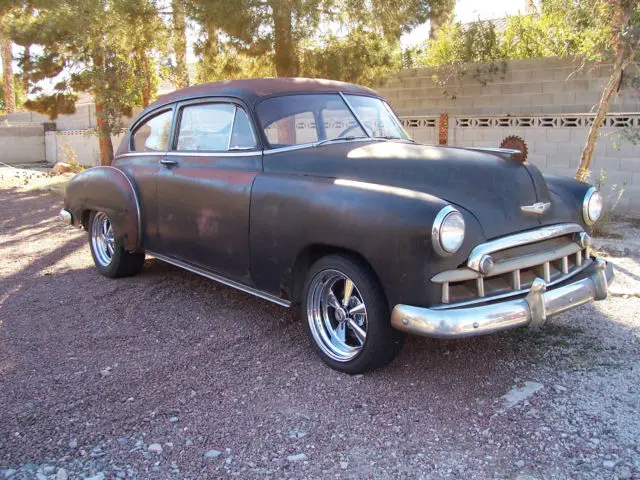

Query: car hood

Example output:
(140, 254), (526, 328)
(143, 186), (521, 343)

(264, 140), (563, 239)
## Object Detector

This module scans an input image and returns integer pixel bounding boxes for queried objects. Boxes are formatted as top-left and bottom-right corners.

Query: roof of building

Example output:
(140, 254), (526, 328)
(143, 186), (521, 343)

(148, 78), (379, 111)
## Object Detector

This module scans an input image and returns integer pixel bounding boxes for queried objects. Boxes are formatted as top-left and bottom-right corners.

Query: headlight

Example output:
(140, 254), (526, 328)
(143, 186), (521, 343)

(583, 187), (603, 225)
(432, 206), (465, 256)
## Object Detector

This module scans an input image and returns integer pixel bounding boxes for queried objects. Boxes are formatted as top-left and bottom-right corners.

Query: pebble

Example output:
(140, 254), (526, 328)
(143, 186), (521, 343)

(168, 416), (179, 423)
(553, 384), (568, 393)
(56, 468), (68, 480)
(36, 474), (48, 480)
(617, 465), (633, 479)
(204, 450), (222, 460)
(68, 439), (78, 449)
(43, 466), (55, 474)
(116, 438), (129, 446)
(287, 453), (308, 462)
(602, 460), (617, 470)
(514, 460), (525, 468)
(185, 439), (194, 446)
(340, 461), (348, 469)
(3, 470), (17, 479)
(147, 443), (163, 454)
(85, 474), (105, 480)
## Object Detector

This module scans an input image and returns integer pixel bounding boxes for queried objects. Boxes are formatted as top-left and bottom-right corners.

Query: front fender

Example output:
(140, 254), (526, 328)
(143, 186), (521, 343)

(64, 166), (141, 251)
(249, 174), (484, 308)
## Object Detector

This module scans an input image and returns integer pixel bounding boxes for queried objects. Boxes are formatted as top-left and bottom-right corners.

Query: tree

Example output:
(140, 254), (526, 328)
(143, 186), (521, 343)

(172, 0), (189, 88)
(12, 0), (166, 165)
(0, 19), (15, 113)
(575, 0), (640, 181)
(429, 0), (455, 39)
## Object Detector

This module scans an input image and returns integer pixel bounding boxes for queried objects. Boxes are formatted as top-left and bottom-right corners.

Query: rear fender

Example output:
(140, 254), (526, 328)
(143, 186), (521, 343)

(64, 166), (141, 251)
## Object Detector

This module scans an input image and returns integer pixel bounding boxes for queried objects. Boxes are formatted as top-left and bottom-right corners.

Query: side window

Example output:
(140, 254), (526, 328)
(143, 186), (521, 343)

(176, 103), (235, 151)
(229, 108), (257, 150)
(265, 111), (318, 146)
(131, 110), (173, 151)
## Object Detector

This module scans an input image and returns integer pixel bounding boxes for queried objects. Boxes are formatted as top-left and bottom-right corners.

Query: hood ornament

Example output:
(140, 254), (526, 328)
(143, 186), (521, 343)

(521, 202), (551, 215)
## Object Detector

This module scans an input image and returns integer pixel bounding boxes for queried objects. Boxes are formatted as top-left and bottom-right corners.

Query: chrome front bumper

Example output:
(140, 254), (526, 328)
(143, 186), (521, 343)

(391, 258), (613, 339)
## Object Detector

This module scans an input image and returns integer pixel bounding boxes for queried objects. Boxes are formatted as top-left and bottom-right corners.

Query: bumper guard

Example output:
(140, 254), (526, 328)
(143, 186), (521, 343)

(391, 258), (613, 339)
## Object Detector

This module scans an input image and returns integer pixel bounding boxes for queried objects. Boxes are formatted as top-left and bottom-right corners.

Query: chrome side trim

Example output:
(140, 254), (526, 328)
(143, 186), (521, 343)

(115, 151), (167, 159)
(164, 150), (260, 157)
(147, 251), (292, 308)
(467, 223), (584, 272)
(521, 201), (551, 215)
(391, 258), (613, 339)
(262, 137), (375, 155)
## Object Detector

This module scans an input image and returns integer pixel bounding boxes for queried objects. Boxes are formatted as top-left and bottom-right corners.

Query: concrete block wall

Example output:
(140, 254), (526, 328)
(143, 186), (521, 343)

(380, 57), (640, 117)
(45, 130), (126, 166)
(0, 123), (45, 165)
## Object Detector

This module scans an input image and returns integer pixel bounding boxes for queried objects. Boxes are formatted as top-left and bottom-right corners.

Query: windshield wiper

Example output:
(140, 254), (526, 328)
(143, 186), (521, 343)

(314, 136), (370, 147)
(373, 136), (415, 143)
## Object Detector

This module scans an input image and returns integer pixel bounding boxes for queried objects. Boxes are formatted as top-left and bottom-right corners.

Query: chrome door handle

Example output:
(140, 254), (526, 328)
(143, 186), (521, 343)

(160, 158), (178, 166)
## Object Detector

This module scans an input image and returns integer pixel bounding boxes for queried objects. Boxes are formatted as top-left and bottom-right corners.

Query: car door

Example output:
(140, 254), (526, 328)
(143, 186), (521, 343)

(155, 99), (261, 282)
(115, 107), (174, 252)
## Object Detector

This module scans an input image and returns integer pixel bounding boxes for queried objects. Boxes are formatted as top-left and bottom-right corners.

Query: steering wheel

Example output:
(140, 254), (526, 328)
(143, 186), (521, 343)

(337, 123), (367, 138)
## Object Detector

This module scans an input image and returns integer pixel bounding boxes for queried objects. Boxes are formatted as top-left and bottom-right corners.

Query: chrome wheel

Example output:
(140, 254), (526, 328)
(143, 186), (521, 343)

(91, 212), (115, 267)
(306, 269), (368, 362)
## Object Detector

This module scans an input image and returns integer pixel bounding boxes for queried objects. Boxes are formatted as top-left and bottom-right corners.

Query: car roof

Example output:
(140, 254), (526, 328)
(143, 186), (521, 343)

(147, 77), (381, 110)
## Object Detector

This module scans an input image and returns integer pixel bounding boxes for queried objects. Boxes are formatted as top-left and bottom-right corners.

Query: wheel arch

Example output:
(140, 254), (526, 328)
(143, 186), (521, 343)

(290, 244), (388, 308)
(64, 166), (142, 252)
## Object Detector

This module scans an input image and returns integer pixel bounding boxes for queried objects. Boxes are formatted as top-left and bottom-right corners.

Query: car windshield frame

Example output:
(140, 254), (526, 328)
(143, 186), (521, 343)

(256, 93), (410, 149)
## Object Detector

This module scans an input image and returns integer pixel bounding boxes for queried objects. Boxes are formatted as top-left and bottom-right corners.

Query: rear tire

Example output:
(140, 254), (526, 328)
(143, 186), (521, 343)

(88, 211), (145, 278)
(301, 253), (404, 374)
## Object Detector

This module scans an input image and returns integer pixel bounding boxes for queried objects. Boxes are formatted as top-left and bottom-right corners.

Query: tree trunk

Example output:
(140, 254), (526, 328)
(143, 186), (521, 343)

(270, 0), (298, 77)
(172, 0), (189, 89)
(0, 26), (15, 113)
(575, 2), (634, 182)
(22, 44), (31, 93)
(137, 47), (152, 107)
(95, 102), (114, 166)
(429, 0), (455, 40)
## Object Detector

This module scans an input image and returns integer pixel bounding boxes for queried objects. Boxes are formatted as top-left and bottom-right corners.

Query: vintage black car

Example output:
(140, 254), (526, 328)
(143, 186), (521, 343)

(60, 78), (614, 373)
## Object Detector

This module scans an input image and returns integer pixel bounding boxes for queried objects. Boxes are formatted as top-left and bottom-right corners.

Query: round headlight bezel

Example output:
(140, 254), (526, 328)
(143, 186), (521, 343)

(432, 206), (466, 256)
(583, 187), (603, 226)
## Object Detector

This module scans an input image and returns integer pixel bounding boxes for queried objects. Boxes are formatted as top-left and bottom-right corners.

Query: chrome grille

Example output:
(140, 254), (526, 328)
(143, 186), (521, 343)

(432, 233), (591, 307)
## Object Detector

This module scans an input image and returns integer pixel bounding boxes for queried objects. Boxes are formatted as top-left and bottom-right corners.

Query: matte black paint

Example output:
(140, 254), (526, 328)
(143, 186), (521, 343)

(63, 78), (596, 310)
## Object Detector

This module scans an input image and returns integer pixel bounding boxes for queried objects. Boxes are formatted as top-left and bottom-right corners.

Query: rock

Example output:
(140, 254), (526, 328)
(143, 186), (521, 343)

(340, 461), (348, 470)
(552, 384), (568, 393)
(3, 470), (17, 479)
(115, 472), (126, 479)
(22, 464), (38, 472)
(116, 438), (129, 446)
(36, 473), (47, 480)
(52, 163), (72, 175)
(168, 416), (179, 423)
(43, 466), (55, 474)
(185, 439), (194, 446)
(617, 465), (633, 479)
(497, 381), (544, 412)
(56, 468), (68, 480)
(287, 453), (308, 462)
(68, 439), (78, 449)
(85, 474), (105, 480)
(204, 450), (222, 460)
(99, 367), (111, 378)
(514, 460), (525, 468)
(147, 443), (163, 454)
(602, 460), (617, 470)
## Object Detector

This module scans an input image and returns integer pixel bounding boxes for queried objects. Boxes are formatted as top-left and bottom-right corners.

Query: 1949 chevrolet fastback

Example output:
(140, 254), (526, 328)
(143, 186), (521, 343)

(60, 78), (614, 373)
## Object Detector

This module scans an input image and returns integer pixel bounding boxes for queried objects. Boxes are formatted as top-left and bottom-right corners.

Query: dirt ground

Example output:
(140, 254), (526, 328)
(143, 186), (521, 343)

(1, 168), (639, 480)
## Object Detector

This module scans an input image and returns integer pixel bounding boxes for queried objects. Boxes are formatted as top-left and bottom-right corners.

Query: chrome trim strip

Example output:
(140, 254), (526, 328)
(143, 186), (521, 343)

(521, 201), (551, 215)
(262, 137), (375, 155)
(431, 259), (593, 310)
(105, 166), (143, 250)
(338, 91), (371, 137)
(467, 223), (583, 272)
(431, 205), (464, 257)
(391, 259), (613, 339)
(115, 151), (167, 159)
(164, 150), (260, 157)
(147, 251), (292, 308)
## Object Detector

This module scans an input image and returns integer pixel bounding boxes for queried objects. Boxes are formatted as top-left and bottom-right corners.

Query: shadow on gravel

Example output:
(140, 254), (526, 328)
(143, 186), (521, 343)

(0, 186), (635, 479)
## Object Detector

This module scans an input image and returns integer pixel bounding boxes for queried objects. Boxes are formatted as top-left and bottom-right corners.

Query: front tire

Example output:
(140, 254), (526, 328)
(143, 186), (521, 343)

(301, 254), (404, 373)
(89, 211), (145, 278)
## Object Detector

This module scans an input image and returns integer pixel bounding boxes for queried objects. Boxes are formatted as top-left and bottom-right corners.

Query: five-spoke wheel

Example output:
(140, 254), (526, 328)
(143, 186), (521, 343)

(88, 211), (145, 278)
(302, 254), (405, 373)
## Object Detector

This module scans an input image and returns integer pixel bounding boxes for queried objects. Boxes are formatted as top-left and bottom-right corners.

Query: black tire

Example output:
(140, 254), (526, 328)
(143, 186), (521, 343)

(301, 253), (405, 374)
(88, 211), (145, 278)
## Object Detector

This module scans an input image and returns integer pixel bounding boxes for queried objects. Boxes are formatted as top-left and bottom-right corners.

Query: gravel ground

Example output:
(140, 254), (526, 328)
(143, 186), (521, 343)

(0, 167), (639, 479)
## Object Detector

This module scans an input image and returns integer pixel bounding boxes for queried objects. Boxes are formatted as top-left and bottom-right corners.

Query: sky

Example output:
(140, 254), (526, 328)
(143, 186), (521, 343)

(401, 0), (533, 48)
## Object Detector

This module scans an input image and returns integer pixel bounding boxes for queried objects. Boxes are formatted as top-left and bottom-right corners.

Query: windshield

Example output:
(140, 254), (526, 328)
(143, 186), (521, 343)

(257, 93), (410, 148)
